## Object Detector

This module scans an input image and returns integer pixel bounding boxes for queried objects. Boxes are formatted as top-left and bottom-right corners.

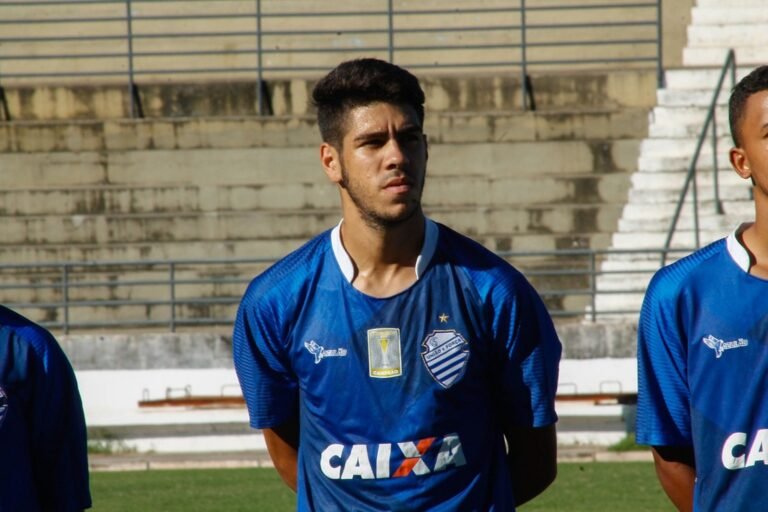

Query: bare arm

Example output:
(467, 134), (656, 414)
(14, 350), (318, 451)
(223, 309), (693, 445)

(505, 423), (557, 506)
(651, 445), (695, 512)
(263, 417), (300, 492)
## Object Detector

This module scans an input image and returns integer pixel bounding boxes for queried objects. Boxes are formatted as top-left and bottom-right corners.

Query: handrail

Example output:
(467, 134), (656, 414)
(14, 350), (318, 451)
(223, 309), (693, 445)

(660, 49), (736, 266)
(0, 0), (665, 114)
(0, 247), (694, 334)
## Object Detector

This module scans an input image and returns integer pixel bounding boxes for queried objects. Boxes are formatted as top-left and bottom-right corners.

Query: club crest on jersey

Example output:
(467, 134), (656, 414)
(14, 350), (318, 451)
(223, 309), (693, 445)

(0, 385), (7, 428)
(367, 328), (402, 378)
(421, 330), (470, 388)
(304, 340), (348, 364)
(702, 334), (748, 359)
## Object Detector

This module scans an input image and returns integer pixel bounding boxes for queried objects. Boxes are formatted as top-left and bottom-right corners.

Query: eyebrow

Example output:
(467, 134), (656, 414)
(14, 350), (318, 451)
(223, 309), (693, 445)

(353, 124), (422, 143)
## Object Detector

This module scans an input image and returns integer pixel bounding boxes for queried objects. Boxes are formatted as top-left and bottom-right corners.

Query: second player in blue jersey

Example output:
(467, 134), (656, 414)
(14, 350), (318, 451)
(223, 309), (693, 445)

(234, 58), (561, 511)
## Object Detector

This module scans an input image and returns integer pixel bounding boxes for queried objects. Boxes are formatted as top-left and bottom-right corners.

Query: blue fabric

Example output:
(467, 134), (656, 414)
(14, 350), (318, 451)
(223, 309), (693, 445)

(0, 305), (91, 511)
(234, 222), (561, 511)
(637, 237), (768, 511)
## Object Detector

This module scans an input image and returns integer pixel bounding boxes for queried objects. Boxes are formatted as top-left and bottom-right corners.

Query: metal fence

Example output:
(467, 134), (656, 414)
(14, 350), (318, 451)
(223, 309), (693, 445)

(0, 246), (695, 334)
(0, 0), (664, 114)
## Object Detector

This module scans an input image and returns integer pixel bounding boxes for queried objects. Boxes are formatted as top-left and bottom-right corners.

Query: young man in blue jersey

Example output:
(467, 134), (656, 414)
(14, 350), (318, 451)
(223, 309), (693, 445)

(637, 65), (768, 511)
(0, 305), (92, 511)
(234, 58), (561, 510)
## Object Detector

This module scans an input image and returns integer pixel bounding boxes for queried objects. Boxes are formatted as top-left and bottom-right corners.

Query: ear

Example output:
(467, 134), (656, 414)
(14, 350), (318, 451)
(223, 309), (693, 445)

(320, 143), (342, 184)
(729, 146), (752, 181)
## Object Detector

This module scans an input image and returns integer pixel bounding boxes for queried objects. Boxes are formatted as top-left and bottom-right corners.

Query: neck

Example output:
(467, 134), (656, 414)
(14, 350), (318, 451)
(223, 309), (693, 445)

(739, 195), (768, 278)
(339, 209), (426, 297)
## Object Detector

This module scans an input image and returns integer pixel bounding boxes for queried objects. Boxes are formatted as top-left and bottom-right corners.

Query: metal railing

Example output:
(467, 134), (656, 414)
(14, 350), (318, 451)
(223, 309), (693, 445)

(661, 49), (737, 266)
(0, 246), (695, 334)
(0, 0), (664, 116)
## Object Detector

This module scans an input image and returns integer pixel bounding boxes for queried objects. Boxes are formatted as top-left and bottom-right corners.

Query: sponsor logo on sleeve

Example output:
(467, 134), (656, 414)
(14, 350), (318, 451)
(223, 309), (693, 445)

(304, 340), (348, 364)
(421, 330), (470, 388)
(702, 335), (748, 359)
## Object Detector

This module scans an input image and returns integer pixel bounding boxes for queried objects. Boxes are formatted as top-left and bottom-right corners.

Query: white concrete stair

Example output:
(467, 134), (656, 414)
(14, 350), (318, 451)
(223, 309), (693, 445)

(683, 0), (768, 67)
(593, 0), (759, 319)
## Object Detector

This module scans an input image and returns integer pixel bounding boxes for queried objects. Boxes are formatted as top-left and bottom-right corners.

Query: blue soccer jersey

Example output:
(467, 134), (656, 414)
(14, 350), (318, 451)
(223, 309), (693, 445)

(637, 225), (768, 511)
(0, 305), (91, 511)
(234, 219), (561, 511)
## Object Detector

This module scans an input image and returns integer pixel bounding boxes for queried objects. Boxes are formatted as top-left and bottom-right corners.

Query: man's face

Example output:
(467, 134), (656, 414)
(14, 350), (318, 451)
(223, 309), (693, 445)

(731, 90), (768, 195)
(326, 102), (427, 229)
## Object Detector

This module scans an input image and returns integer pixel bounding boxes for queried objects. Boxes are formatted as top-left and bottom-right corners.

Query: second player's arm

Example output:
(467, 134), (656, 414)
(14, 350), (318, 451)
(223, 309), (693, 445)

(505, 423), (557, 506)
(652, 445), (695, 512)
(263, 417), (300, 492)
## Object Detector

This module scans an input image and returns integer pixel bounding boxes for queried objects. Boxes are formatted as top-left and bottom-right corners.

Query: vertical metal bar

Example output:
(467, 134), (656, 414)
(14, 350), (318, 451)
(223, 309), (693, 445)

(387, 0), (394, 63)
(169, 262), (176, 332)
(589, 251), (597, 322)
(62, 265), (70, 335)
(692, 170), (700, 249)
(126, 0), (136, 117)
(656, 0), (664, 88)
(520, 0), (528, 110)
(712, 110), (723, 214)
(256, 0), (264, 115)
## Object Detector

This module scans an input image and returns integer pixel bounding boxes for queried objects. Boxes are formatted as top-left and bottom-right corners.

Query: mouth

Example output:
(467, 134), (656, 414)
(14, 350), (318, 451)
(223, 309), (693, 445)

(383, 177), (414, 194)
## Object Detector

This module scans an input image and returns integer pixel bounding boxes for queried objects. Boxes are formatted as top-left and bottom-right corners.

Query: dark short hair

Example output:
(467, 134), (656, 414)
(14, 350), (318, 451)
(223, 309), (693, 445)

(729, 65), (768, 147)
(312, 58), (425, 148)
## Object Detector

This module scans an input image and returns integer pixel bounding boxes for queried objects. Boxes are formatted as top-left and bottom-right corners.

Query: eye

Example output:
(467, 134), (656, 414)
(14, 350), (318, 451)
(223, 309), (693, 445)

(399, 132), (422, 145)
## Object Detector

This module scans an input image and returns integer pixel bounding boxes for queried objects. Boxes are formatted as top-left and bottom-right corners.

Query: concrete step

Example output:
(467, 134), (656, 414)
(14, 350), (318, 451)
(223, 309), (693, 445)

(0, 210), (343, 245)
(0, 69), (659, 121)
(657, 88), (730, 107)
(637, 153), (731, 173)
(691, 7), (768, 25)
(610, 229), (731, 250)
(663, 67), (753, 90)
(0, 108), (648, 153)
(629, 168), (745, 190)
(695, 0), (767, 7)
(618, 210), (747, 233)
(639, 135), (733, 158)
(687, 25), (768, 46)
(0, 204), (625, 246)
(0, 238), (311, 263)
(648, 105), (730, 138)
(628, 184), (751, 204)
(620, 199), (752, 220)
(0, 172), (630, 216)
(683, 47), (766, 67)
(1, 140), (641, 189)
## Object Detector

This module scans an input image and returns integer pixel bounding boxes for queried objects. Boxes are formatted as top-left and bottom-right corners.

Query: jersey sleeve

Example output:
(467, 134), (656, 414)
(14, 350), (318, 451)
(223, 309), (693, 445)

(233, 284), (298, 429)
(636, 269), (692, 447)
(492, 273), (562, 429)
(24, 326), (92, 511)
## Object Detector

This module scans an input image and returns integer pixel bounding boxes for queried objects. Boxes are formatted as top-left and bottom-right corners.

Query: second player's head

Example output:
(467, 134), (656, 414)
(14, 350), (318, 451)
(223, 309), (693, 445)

(312, 58), (426, 150)
(729, 65), (768, 148)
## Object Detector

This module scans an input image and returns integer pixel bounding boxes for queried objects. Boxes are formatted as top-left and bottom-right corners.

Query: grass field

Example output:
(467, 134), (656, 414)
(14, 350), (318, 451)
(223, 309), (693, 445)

(91, 462), (674, 511)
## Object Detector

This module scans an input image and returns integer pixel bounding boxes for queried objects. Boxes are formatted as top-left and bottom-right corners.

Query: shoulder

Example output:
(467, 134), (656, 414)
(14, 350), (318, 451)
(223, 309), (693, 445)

(434, 223), (531, 299)
(644, 238), (727, 307)
(0, 305), (59, 359)
(240, 229), (333, 307)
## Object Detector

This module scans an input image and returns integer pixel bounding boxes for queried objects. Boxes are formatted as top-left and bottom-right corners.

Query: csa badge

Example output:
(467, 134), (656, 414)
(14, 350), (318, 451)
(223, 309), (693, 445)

(421, 330), (469, 388)
(0, 385), (7, 428)
(368, 328), (402, 378)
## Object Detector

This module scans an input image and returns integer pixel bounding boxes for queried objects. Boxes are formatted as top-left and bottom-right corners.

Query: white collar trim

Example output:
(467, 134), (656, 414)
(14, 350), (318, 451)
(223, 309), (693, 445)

(726, 223), (752, 273)
(330, 218), (439, 283)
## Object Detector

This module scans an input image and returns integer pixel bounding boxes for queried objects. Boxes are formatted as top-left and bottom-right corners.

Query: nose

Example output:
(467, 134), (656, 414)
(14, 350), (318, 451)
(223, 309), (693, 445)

(384, 138), (408, 170)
